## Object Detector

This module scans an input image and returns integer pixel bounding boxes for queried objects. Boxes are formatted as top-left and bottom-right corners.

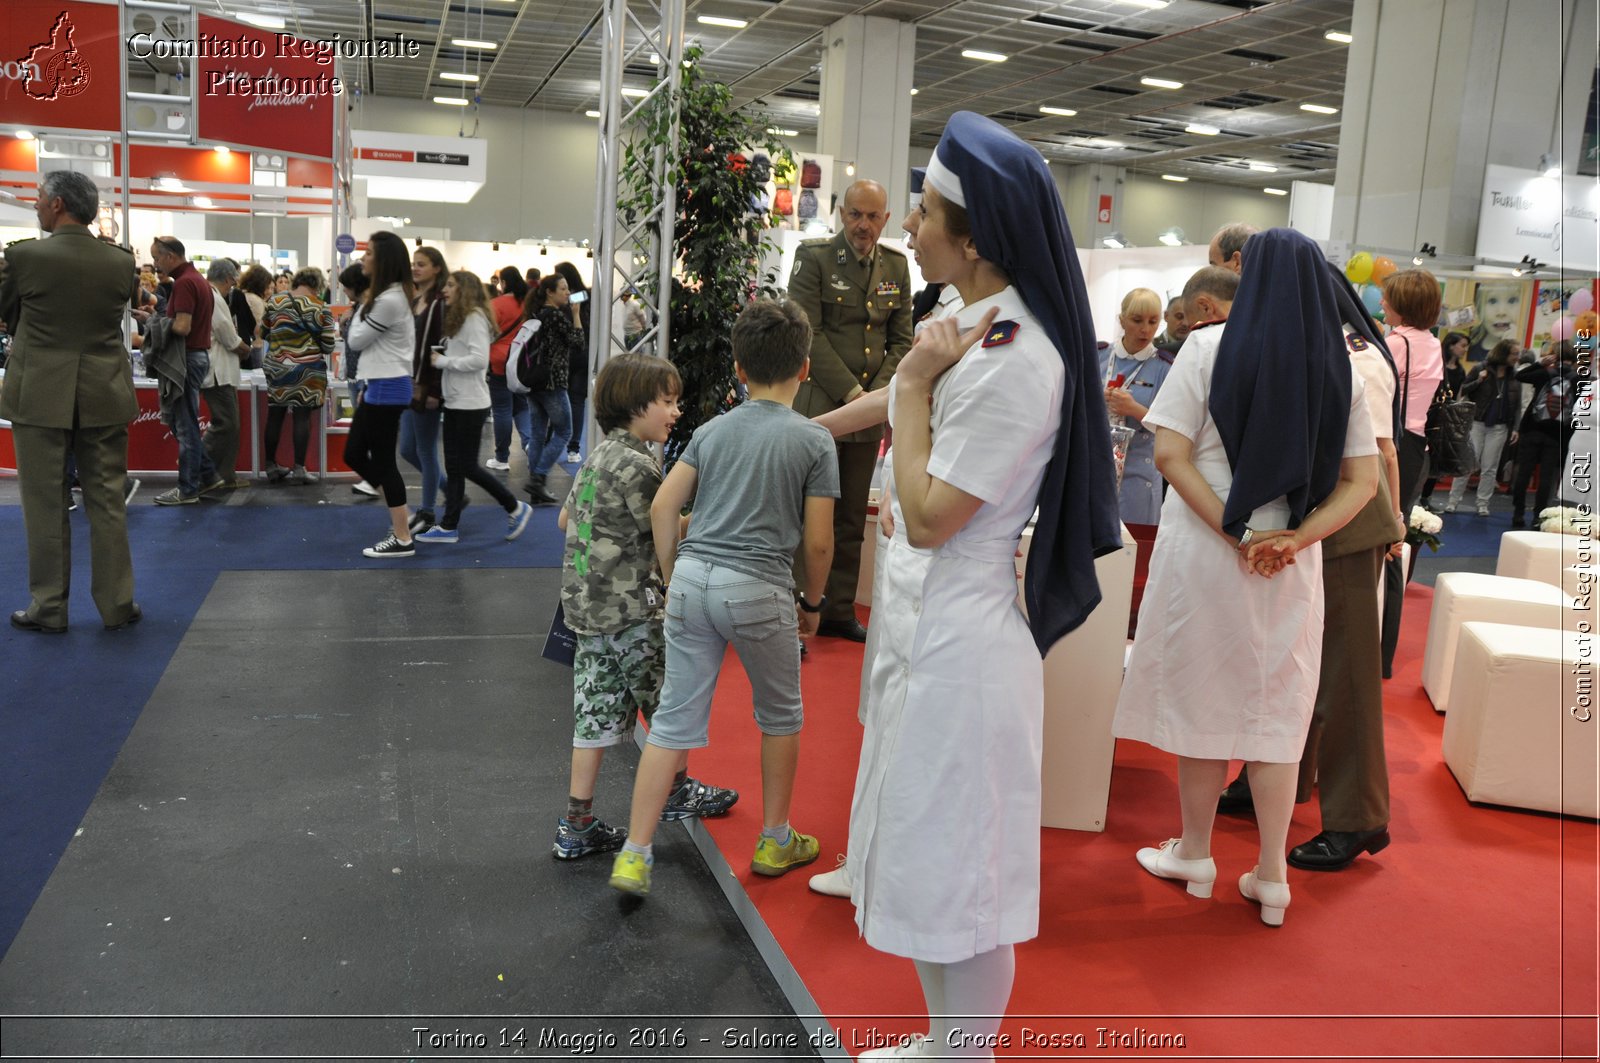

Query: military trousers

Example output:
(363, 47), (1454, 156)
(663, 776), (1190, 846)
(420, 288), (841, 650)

(13, 420), (136, 628)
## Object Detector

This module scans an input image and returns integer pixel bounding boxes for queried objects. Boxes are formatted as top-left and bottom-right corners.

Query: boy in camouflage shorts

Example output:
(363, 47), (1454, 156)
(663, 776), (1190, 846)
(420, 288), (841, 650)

(552, 354), (738, 859)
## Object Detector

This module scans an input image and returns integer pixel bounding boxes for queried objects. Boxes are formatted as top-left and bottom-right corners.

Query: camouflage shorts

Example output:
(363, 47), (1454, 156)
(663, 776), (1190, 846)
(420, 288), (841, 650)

(572, 619), (665, 749)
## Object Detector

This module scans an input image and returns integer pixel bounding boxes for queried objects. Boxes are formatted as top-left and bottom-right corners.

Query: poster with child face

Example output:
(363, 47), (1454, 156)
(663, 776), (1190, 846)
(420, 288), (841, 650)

(1467, 280), (1531, 363)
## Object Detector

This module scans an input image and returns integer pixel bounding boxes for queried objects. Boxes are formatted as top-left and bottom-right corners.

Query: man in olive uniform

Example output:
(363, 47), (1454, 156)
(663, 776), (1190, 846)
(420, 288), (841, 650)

(787, 179), (913, 641)
(2, 171), (142, 633)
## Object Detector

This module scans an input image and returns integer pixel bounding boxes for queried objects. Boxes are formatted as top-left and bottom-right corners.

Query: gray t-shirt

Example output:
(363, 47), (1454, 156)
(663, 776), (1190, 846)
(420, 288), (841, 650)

(676, 398), (840, 589)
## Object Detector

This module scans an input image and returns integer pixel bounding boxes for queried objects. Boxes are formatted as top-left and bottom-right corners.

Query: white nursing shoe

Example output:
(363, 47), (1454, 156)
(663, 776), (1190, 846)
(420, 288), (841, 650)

(808, 855), (852, 898)
(1239, 868), (1291, 926)
(1136, 838), (1217, 898)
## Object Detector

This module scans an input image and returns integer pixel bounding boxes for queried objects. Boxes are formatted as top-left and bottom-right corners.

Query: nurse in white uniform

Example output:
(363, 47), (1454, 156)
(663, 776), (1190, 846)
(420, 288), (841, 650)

(1111, 230), (1382, 927)
(843, 112), (1122, 1061)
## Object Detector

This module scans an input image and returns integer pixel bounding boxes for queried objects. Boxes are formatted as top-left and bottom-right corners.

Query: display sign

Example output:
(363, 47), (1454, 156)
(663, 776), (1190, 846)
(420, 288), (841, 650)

(1476, 164), (1600, 273)
(335, 233), (355, 254)
(194, 14), (334, 160)
(352, 131), (487, 204)
(0, 0), (122, 134)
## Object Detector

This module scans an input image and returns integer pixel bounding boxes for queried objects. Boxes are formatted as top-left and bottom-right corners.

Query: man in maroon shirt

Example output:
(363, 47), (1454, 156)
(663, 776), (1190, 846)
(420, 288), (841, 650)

(149, 236), (223, 504)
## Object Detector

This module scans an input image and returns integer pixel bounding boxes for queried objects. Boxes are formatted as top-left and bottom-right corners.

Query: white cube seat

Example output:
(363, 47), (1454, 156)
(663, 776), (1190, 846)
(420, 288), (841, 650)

(1441, 622), (1597, 818)
(1497, 530), (1591, 587)
(1421, 572), (1572, 713)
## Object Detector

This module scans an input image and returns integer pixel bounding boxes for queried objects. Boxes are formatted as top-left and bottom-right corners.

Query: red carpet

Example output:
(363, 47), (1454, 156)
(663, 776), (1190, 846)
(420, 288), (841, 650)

(679, 584), (1598, 1061)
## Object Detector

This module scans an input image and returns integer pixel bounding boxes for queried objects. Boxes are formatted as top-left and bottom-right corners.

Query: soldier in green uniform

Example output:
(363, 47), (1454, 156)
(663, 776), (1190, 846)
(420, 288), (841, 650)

(786, 179), (913, 641)
(2, 171), (142, 633)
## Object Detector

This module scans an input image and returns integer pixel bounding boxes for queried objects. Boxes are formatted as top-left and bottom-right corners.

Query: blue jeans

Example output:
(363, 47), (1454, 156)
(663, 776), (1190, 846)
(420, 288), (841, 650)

(488, 373), (532, 463)
(645, 557), (803, 750)
(527, 389), (572, 478)
(171, 348), (219, 496)
(399, 405), (447, 512)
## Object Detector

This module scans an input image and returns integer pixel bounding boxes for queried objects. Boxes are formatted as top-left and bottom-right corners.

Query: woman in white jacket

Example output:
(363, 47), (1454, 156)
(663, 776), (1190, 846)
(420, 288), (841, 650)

(416, 271), (533, 544)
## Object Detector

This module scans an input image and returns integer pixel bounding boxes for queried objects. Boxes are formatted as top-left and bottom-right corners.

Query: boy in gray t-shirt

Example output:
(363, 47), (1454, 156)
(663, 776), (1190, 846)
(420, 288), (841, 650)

(610, 300), (839, 898)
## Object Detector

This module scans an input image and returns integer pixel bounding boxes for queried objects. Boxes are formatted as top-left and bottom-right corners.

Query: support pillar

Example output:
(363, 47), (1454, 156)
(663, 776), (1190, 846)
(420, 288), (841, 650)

(816, 15), (915, 221)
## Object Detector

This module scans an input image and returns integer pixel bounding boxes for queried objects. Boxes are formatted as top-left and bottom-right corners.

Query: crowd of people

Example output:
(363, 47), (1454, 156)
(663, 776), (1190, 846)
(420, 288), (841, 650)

(2, 124), (1592, 1061)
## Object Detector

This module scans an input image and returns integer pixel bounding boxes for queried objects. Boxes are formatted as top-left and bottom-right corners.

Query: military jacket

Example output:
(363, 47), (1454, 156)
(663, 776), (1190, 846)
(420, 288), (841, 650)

(560, 429), (666, 635)
(785, 232), (913, 443)
(0, 224), (139, 428)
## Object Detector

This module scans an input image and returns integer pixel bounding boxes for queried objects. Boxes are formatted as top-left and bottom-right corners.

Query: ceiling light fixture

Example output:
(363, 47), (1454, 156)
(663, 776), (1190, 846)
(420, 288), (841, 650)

(452, 38), (498, 50)
(1248, 161), (1278, 172)
(1161, 174), (1188, 182)
(235, 13), (285, 30)
(961, 49), (1008, 63)
(1412, 242), (1437, 264)
(1102, 232), (1128, 249)
(191, 195), (213, 209)
(1185, 123), (1219, 136)
(15, 129), (35, 141)
(1263, 187), (1288, 196)
(540, 244), (549, 255)
(585, 109), (601, 118)
(1540, 152), (1560, 177)
(696, 15), (748, 28)
(845, 162), (856, 177)
(1300, 102), (1339, 114)
(1080, 138), (1125, 149)
(1117, 0), (1169, 8)
(909, 88), (919, 96)
(1141, 76), (1184, 90)
(766, 127), (798, 137)
(493, 241), (499, 251)
(1158, 228), (1186, 247)
(213, 145), (230, 156)
(1325, 30), (1353, 44)
(1039, 106), (1077, 117)
(621, 87), (650, 98)
(440, 72), (479, 83)
(433, 96), (470, 107)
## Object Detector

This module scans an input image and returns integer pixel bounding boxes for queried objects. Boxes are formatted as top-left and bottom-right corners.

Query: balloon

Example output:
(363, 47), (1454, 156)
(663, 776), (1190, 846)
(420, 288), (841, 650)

(1575, 310), (1598, 335)
(1345, 252), (1373, 285)
(1360, 283), (1383, 317)
(1370, 256), (1398, 284)
(1570, 288), (1595, 316)
(1550, 316), (1573, 342)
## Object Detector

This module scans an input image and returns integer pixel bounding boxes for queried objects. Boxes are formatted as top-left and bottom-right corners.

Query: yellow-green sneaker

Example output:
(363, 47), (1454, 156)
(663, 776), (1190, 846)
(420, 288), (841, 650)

(609, 850), (652, 895)
(750, 830), (820, 877)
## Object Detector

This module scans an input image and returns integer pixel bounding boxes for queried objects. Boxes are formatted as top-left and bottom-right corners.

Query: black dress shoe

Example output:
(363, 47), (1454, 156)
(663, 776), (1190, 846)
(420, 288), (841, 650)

(1217, 774), (1254, 815)
(105, 603), (143, 631)
(816, 617), (868, 642)
(1288, 826), (1391, 871)
(10, 610), (66, 634)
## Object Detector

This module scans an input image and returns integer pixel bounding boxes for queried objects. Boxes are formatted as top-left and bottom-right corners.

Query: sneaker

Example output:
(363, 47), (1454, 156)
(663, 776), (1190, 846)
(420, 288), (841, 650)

(552, 818), (627, 860)
(1442, 501), (1457, 514)
(67, 498), (79, 512)
(198, 477), (230, 495)
(123, 478), (141, 506)
(609, 850), (652, 895)
(751, 830), (820, 877)
(153, 487), (198, 506)
(362, 534), (415, 558)
(505, 501), (533, 541)
(415, 525), (459, 544)
(566, 449), (582, 464)
(352, 480), (380, 497)
(660, 776), (740, 821)
(290, 465), (318, 485)
(1477, 503), (1490, 517)
(265, 462), (291, 482)
(486, 458), (512, 471)
(408, 509), (436, 534)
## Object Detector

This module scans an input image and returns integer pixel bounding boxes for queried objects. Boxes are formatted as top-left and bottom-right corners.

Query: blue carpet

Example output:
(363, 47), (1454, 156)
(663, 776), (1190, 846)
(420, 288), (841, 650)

(1429, 507), (1515, 557)
(0, 502), (564, 958)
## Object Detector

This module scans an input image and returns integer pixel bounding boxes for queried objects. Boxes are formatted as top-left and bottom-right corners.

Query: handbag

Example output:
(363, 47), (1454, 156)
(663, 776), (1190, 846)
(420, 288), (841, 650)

(1397, 333), (1473, 479)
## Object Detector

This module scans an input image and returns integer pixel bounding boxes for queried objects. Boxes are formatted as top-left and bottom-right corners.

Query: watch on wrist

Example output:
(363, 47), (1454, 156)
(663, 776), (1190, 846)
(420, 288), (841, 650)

(1237, 527), (1257, 550)
(797, 594), (827, 613)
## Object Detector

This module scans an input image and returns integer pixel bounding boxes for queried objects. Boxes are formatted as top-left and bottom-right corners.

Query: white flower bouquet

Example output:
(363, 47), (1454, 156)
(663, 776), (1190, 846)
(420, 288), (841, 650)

(1406, 504), (1443, 552)
(1538, 506), (1592, 535)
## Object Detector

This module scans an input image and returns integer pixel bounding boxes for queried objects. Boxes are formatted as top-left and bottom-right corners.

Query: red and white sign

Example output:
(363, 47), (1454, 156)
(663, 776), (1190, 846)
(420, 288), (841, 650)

(195, 14), (334, 160)
(1097, 193), (1113, 225)
(357, 148), (414, 163)
(0, 0), (122, 134)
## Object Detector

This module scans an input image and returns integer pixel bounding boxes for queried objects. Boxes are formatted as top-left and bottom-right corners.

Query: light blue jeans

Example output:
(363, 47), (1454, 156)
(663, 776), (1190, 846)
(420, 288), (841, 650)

(527, 389), (572, 478)
(399, 405), (447, 512)
(645, 556), (803, 750)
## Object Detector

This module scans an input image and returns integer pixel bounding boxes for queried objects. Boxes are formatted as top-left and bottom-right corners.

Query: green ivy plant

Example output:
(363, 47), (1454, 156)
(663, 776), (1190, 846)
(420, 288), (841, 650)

(620, 45), (791, 461)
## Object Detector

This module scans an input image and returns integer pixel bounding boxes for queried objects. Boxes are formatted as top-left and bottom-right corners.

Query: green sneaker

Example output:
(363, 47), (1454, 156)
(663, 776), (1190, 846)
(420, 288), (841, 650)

(750, 830), (820, 877)
(609, 850), (652, 895)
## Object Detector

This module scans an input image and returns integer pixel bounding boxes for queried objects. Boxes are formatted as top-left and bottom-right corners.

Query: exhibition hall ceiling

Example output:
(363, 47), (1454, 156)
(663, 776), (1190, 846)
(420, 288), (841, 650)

(194, 0), (1354, 188)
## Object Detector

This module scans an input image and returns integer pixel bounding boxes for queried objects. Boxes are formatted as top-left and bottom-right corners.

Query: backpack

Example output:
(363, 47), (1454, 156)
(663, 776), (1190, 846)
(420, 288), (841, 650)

(507, 318), (544, 394)
(774, 188), (794, 216)
(800, 158), (822, 188)
(797, 189), (818, 219)
(750, 153), (771, 183)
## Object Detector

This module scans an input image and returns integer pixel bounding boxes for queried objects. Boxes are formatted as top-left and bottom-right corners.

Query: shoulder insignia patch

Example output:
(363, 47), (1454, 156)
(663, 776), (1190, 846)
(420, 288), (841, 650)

(837, 248), (848, 266)
(1158, 350), (1175, 365)
(981, 320), (1020, 348)
(1346, 331), (1369, 352)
